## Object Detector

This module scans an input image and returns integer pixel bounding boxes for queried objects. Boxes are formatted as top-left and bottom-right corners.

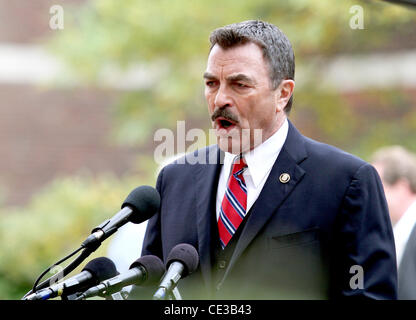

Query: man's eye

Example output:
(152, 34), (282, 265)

(235, 83), (248, 88)
(206, 81), (216, 87)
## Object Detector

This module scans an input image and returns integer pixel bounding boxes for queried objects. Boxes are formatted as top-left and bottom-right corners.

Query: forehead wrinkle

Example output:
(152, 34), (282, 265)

(227, 73), (257, 85)
(205, 63), (257, 82)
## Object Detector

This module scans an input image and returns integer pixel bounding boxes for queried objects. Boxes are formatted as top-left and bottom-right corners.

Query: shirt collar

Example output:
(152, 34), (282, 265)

(223, 118), (289, 188)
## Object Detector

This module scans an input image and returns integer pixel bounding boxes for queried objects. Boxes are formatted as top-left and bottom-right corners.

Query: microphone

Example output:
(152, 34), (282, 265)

(153, 243), (199, 300)
(24, 257), (118, 300)
(76, 255), (165, 300)
(82, 186), (160, 249)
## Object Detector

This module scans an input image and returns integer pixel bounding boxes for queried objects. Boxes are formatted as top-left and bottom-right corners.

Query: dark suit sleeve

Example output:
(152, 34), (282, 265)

(141, 167), (164, 260)
(334, 163), (397, 299)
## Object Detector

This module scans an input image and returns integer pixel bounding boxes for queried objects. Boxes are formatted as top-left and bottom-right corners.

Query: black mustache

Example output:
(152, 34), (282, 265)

(211, 108), (239, 123)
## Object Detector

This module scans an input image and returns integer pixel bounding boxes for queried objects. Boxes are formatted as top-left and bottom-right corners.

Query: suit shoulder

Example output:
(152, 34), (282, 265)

(302, 136), (369, 174)
(157, 144), (219, 174)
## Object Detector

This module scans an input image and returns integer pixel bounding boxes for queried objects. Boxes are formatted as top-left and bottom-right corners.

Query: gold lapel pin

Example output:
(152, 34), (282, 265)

(279, 173), (291, 184)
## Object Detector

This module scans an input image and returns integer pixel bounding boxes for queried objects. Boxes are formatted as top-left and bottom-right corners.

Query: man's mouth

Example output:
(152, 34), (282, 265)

(215, 117), (237, 131)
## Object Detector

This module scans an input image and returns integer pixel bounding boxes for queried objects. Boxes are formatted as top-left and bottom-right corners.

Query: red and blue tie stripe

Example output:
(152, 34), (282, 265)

(218, 155), (248, 249)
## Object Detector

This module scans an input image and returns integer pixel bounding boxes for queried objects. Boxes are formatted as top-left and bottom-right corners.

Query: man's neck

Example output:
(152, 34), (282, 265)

(246, 115), (287, 153)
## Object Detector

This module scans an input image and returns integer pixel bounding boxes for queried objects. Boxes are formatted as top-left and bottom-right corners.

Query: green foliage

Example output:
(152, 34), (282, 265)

(346, 90), (416, 159)
(292, 87), (357, 144)
(292, 88), (416, 160)
(0, 173), (153, 299)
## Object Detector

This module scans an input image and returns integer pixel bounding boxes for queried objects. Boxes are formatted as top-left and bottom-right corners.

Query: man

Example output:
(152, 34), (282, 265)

(141, 20), (397, 299)
(371, 146), (416, 299)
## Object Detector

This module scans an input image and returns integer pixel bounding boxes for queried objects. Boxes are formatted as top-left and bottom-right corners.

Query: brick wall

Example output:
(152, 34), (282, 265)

(0, 0), (85, 43)
(0, 84), (140, 206)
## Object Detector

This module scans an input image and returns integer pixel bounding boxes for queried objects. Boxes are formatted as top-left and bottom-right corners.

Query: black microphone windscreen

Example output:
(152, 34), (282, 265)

(166, 243), (199, 277)
(129, 255), (165, 285)
(82, 257), (119, 282)
(121, 186), (160, 224)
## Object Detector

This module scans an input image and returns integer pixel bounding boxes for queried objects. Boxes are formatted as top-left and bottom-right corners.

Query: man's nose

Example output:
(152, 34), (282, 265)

(214, 85), (232, 109)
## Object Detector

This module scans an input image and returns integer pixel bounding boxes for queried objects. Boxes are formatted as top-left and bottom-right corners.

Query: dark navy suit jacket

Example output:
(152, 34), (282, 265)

(141, 121), (397, 299)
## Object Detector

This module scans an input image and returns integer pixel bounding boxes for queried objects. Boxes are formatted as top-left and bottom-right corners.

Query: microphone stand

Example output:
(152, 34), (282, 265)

(63, 289), (129, 300)
(170, 287), (182, 300)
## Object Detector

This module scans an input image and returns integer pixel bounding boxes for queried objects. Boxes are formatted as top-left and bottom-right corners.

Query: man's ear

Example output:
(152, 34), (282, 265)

(275, 79), (295, 112)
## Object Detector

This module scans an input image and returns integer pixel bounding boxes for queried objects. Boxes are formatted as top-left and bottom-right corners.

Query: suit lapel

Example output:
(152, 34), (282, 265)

(193, 145), (223, 291)
(222, 121), (308, 282)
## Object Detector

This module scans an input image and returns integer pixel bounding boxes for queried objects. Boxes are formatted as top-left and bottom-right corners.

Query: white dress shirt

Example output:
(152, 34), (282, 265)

(393, 200), (416, 267)
(216, 119), (289, 221)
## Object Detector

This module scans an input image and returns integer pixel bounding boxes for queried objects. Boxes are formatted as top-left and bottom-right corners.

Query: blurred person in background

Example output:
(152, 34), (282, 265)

(371, 146), (416, 299)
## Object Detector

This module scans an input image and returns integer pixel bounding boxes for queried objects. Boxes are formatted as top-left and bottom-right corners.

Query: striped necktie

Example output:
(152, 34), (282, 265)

(218, 155), (248, 249)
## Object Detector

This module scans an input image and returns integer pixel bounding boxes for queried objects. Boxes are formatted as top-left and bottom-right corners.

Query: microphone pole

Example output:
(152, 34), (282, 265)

(81, 185), (160, 250)
(153, 243), (199, 300)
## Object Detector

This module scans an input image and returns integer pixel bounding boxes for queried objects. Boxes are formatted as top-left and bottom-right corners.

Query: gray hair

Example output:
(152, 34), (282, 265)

(209, 20), (295, 114)
(371, 145), (416, 193)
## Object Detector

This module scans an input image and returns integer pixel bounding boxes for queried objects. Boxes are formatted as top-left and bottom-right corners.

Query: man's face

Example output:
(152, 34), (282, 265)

(204, 42), (287, 154)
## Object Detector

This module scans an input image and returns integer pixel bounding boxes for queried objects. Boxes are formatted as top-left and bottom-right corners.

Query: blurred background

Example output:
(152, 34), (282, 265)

(0, 0), (415, 299)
